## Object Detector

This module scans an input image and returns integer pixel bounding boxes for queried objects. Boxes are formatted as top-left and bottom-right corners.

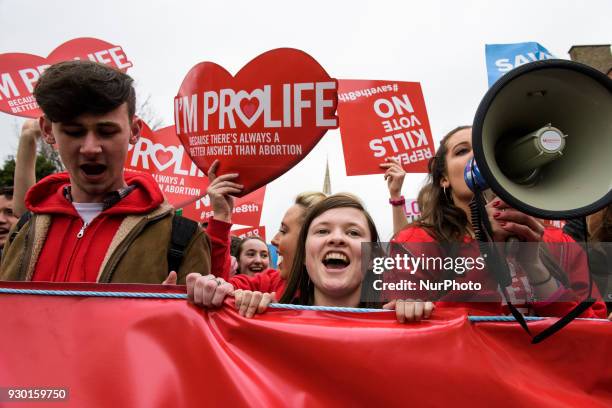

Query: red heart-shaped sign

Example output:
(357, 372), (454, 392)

(175, 48), (338, 196)
(0, 37), (132, 118)
(125, 123), (208, 208)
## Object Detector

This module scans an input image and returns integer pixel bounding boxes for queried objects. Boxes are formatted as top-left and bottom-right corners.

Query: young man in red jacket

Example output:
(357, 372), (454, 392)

(0, 60), (211, 283)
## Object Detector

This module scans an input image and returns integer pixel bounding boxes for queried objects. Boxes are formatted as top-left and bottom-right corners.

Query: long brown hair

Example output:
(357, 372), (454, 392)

(280, 193), (380, 306)
(589, 205), (612, 242)
(414, 126), (472, 242)
(411, 126), (570, 287)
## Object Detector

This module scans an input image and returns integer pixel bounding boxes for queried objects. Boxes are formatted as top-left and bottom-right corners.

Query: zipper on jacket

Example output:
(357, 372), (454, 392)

(77, 222), (89, 238)
(63, 218), (89, 281)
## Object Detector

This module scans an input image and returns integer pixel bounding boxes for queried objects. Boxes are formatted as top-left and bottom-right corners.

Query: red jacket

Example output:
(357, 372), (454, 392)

(28, 172), (164, 282)
(230, 268), (286, 297)
(22, 172), (219, 283)
(205, 218), (233, 281)
(392, 226), (607, 318)
(206, 218), (286, 296)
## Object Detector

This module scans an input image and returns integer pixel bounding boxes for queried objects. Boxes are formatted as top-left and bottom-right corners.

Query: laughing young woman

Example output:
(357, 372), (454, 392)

(230, 193), (426, 322)
(235, 236), (269, 276)
(389, 126), (607, 319)
(185, 190), (327, 309)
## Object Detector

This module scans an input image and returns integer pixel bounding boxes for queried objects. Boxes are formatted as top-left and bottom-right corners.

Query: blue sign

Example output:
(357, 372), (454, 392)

(267, 244), (278, 269)
(485, 42), (554, 87)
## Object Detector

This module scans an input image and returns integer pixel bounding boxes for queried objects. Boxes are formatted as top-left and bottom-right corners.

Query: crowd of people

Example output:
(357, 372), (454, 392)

(0, 60), (610, 324)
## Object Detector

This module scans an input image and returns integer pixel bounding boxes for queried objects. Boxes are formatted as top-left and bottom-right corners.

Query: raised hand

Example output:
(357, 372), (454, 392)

(207, 159), (243, 222)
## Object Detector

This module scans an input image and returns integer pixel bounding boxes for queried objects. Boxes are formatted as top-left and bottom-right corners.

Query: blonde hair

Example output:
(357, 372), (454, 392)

(294, 191), (327, 221)
(294, 191), (327, 209)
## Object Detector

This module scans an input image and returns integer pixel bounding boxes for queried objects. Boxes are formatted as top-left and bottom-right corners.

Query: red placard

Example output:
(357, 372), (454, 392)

(337, 80), (435, 176)
(182, 186), (266, 227)
(125, 123), (207, 208)
(404, 198), (421, 223)
(231, 225), (266, 241)
(0, 38), (132, 118)
(174, 48), (338, 196)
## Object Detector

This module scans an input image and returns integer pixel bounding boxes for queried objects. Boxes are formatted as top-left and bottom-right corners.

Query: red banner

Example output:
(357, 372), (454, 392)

(231, 225), (266, 241)
(125, 123), (207, 208)
(174, 48), (338, 196)
(182, 186), (266, 226)
(337, 79), (435, 175)
(0, 38), (132, 118)
(0, 282), (611, 407)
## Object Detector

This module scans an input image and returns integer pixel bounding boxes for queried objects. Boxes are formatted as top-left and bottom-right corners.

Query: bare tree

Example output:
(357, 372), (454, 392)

(136, 93), (164, 131)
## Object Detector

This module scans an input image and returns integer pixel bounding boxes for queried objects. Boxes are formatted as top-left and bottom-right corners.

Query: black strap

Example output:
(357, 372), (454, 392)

(9, 211), (32, 245)
(531, 220), (598, 344)
(167, 215), (198, 273)
(470, 191), (532, 337)
(532, 299), (596, 344)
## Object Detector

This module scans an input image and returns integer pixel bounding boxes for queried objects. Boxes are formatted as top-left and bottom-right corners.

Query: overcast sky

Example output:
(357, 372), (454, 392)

(1, 0), (610, 239)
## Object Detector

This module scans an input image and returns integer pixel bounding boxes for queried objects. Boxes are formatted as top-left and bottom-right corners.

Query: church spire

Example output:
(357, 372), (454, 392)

(322, 157), (332, 195)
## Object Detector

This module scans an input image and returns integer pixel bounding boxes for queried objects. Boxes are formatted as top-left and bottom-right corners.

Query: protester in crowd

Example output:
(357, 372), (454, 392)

(0, 60), (211, 283)
(388, 126), (607, 319)
(229, 193), (431, 322)
(276, 193), (379, 307)
(563, 205), (612, 316)
(12, 119), (43, 218)
(586, 206), (612, 319)
(235, 236), (269, 276)
(0, 187), (18, 256)
(186, 190), (326, 308)
(588, 206), (612, 320)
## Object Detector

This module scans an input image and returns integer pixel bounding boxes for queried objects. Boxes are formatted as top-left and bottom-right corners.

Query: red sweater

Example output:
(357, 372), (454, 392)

(205, 218), (286, 296)
(392, 226), (607, 318)
(205, 218), (233, 281)
(230, 268), (286, 298)
(28, 172), (164, 282)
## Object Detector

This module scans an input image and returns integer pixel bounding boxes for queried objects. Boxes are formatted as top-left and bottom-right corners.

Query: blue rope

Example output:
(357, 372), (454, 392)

(0, 288), (386, 312)
(268, 303), (388, 313)
(0, 288), (608, 321)
(0, 288), (188, 299)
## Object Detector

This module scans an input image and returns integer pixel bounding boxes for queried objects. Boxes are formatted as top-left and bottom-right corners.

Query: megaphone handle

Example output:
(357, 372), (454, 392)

(470, 193), (513, 288)
(505, 236), (520, 257)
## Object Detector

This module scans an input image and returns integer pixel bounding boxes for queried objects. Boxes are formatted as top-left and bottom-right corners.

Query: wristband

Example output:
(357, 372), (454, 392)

(389, 196), (406, 206)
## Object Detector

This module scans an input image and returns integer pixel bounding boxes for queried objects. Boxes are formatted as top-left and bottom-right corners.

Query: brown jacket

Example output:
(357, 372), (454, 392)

(0, 201), (210, 284)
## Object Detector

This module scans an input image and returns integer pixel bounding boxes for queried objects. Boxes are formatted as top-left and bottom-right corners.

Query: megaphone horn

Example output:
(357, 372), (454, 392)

(471, 59), (612, 219)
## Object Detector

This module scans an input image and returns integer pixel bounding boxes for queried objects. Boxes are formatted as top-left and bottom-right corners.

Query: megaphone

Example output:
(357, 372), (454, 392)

(468, 59), (612, 220)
